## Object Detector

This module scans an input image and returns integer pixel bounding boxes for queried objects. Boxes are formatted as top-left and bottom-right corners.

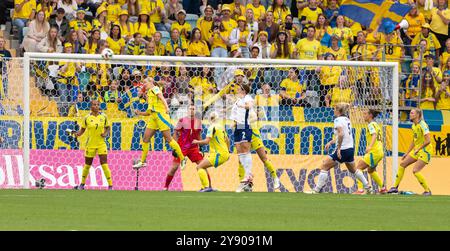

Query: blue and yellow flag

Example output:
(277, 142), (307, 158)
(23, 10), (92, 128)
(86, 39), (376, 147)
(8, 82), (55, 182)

(339, 0), (411, 33)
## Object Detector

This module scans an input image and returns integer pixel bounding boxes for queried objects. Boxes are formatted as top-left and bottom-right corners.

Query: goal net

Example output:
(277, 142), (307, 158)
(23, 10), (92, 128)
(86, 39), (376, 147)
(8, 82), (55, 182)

(0, 54), (398, 192)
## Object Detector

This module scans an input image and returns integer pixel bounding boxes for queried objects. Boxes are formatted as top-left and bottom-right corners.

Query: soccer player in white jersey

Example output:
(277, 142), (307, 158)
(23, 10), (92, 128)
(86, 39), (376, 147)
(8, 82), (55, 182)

(307, 103), (372, 194)
(230, 84), (255, 192)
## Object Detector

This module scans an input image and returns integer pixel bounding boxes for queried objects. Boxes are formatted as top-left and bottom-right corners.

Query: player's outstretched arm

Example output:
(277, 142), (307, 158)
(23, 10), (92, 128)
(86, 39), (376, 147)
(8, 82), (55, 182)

(192, 137), (211, 146)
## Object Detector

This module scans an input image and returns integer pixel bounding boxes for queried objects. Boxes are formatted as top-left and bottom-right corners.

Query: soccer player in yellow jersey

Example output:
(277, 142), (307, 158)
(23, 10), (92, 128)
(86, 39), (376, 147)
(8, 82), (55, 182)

(354, 109), (387, 194)
(388, 108), (432, 196)
(133, 78), (187, 169)
(72, 100), (113, 190)
(192, 112), (230, 192)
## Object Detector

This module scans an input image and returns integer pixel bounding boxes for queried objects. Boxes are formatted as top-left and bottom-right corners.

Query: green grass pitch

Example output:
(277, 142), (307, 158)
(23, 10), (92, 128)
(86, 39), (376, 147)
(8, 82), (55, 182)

(1, 189), (450, 230)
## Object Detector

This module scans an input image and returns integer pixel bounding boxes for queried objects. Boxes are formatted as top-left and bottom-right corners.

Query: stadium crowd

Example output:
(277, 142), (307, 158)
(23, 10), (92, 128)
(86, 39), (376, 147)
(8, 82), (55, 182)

(0, 0), (450, 119)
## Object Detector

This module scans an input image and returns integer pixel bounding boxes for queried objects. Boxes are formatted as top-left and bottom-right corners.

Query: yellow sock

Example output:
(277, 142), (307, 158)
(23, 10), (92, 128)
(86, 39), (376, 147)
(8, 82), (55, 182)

(81, 164), (90, 184)
(414, 172), (430, 192)
(356, 180), (363, 190)
(370, 171), (383, 187)
(238, 162), (245, 181)
(169, 139), (184, 161)
(101, 164), (113, 186)
(264, 160), (277, 178)
(197, 169), (209, 189)
(393, 166), (405, 188)
(141, 142), (150, 163)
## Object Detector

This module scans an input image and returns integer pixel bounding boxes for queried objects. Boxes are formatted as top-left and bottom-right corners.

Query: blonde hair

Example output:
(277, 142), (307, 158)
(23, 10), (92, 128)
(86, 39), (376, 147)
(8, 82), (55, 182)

(412, 108), (423, 120)
(335, 102), (350, 116)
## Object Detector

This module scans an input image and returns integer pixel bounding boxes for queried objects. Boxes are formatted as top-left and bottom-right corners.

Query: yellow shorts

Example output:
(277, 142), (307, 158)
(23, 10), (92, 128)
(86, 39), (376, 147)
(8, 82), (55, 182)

(147, 112), (173, 132)
(85, 144), (108, 158)
(251, 129), (264, 151)
(409, 148), (431, 164)
(208, 152), (230, 168)
(362, 151), (383, 168)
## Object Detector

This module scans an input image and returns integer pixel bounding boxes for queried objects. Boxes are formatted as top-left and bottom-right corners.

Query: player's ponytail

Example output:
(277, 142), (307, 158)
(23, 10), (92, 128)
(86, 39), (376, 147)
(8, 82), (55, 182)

(412, 108), (423, 120)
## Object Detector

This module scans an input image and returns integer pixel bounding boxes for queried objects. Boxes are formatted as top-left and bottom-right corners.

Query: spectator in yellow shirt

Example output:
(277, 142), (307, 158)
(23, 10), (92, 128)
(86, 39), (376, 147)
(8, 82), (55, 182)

(316, 53), (343, 106)
(57, 42), (82, 111)
(187, 28), (210, 56)
(140, 0), (167, 32)
(412, 39), (431, 68)
(430, 0), (450, 54)
(280, 67), (309, 106)
(171, 9), (192, 41)
(152, 31), (166, 56)
(440, 38), (450, 70)
(36, 0), (54, 21)
(230, 0), (246, 21)
(246, 0), (266, 21)
(270, 30), (294, 59)
(295, 26), (321, 60)
(423, 54), (443, 87)
(300, 0), (322, 35)
(315, 13), (332, 42)
(92, 5), (110, 37)
(411, 23), (441, 59)
(229, 16), (252, 58)
(268, 0), (291, 26)
(404, 4), (426, 55)
(84, 29), (101, 54)
(325, 79), (355, 107)
(13, 0), (37, 43)
(106, 24), (125, 55)
(209, 17), (229, 58)
(420, 73), (437, 110)
(324, 34), (347, 60)
(285, 14), (301, 43)
(134, 11), (156, 39)
(106, 0), (121, 23)
(70, 8), (93, 44)
(331, 15), (353, 55)
(220, 4), (238, 36)
(442, 57), (450, 73)
(436, 71), (450, 110)
(116, 10), (134, 42)
(255, 83), (280, 107)
(197, 5), (214, 43)
(166, 28), (188, 56)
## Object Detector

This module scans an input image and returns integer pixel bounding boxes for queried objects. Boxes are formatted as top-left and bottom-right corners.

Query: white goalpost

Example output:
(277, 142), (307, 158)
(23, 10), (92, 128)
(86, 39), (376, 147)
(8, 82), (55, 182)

(16, 53), (399, 192)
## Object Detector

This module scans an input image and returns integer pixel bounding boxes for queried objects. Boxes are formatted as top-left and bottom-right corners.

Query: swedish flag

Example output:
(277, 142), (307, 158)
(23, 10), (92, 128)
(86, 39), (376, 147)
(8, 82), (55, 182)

(339, 0), (411, 33)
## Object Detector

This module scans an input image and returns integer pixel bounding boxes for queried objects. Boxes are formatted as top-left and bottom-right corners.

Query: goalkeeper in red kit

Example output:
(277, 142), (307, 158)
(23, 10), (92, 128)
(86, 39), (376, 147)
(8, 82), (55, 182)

(163, 105), (211, 190)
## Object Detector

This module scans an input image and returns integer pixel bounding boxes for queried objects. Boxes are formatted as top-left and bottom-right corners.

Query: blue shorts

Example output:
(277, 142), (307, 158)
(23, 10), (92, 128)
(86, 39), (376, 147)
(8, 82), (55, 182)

(329, 148), (355, 163)
(234, 128), (252, 143)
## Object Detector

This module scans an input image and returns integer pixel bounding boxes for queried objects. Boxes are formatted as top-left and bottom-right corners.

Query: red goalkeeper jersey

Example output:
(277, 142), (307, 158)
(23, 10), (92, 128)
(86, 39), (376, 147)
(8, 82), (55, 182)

(175, 117), (202, 152)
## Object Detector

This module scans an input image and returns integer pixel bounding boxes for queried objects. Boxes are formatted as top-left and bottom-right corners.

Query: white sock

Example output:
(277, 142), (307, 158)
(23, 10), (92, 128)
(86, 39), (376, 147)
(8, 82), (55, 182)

(239, 153), (253, 179)
(355, 169), (369, 189)
(314, 170), (328, 192)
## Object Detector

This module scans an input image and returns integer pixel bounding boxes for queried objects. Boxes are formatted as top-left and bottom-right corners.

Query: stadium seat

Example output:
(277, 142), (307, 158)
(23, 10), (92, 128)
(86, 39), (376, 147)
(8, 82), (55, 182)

(160, 30), (170, 46)
(185, 14), (199, 29)
(304, 107), (334, 122)
(77, 71), (90, 93)
(423, 110), (443, 126)
(264, 106), (294, 121)
(22, 27), (30, 38)
(78, 101), (107, 110)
